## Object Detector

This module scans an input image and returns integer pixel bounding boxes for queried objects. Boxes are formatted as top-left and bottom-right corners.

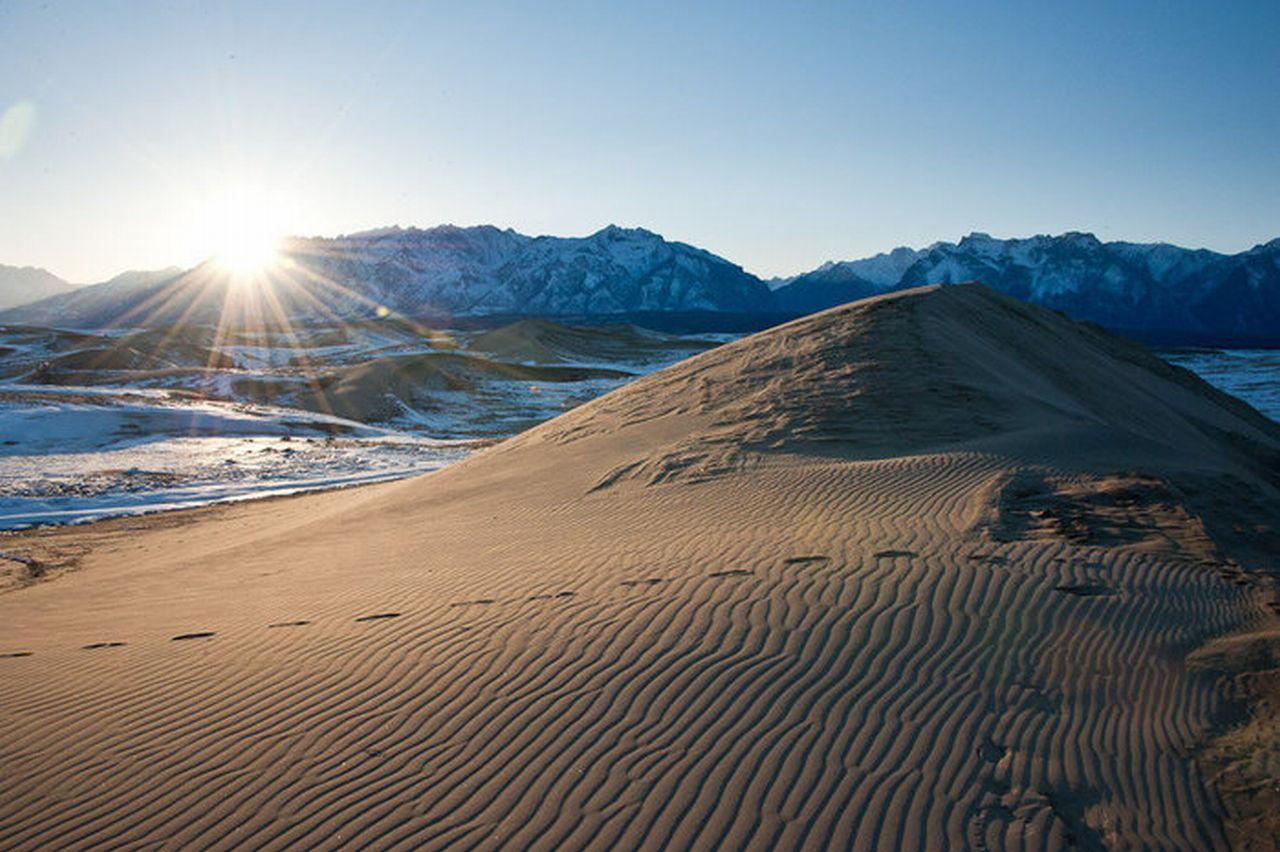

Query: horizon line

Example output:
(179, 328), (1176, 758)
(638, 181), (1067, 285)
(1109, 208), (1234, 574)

(9, 223), (1278, 287)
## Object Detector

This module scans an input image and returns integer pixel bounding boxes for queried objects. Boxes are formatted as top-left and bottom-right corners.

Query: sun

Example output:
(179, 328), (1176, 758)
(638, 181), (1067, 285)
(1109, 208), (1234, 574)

(196, 184), (290, 280)
(214, 228), (281, 279)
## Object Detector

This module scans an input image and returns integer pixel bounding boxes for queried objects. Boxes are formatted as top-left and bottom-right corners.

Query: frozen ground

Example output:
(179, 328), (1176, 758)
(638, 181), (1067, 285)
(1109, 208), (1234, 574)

(0, 318), (713, 529)
(0, 388), (474, 529)
(1161, 349), (1280, 422)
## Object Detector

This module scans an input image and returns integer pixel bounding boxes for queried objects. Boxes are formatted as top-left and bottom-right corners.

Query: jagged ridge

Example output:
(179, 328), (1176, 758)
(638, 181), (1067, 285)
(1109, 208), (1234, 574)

(775, 232), (1280, 342)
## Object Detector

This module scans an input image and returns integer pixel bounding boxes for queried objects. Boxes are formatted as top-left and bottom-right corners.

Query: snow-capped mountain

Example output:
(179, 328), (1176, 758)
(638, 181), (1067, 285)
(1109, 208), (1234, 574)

(775, 232), (1280, 343)
(0, 264), (76, 310)
(2, 227), (1276, 344)
(0, 225), (773, 328)
(768, 246), (926, 310)
(290, 224), (772, 316)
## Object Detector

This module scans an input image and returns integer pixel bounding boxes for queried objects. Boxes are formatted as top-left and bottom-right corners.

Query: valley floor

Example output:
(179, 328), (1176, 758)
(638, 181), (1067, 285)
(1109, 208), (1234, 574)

(0, 386), (473, 531)
(0, 334), (1273, 533)
(0, 319), (715, 530)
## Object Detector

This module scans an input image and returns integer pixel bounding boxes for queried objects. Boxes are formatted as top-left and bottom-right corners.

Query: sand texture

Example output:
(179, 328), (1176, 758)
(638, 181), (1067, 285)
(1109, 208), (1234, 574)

(1, 284), (1277, 850)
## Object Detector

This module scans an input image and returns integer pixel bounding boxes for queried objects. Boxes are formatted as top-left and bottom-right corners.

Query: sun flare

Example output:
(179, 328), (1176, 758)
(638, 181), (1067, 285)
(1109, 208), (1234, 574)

(214, 230), (281, 279)
(198, 184), (291, 281)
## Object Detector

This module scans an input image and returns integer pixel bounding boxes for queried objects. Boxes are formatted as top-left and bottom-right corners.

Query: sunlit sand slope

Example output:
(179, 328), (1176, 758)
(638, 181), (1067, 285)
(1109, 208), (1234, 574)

(1, 284), (1276, 850)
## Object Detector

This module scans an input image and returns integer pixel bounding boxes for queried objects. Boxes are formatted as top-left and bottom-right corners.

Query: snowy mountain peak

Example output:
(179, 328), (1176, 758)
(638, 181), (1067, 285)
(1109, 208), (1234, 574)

(1059, 231), (1103, 249)
(593, 224), (658, 241)
(3, 224), (773, 328)
(775, 231), (1280, 343)
(3, 227), (1277, 344)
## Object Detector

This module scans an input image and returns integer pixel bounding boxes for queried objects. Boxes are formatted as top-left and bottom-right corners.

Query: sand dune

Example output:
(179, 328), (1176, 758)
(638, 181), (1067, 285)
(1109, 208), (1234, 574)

(470, 318), (713, 365)
(247, 351), (633, 424)
(0, 284), (1276, 850)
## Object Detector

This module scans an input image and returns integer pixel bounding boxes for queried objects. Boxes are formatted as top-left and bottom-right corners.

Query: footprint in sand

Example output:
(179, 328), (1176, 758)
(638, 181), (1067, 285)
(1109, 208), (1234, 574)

(980, 775), (1013, 797)
(354, 613), (400, 622)
(977, 737), (1006, 763)
(268, 621), (312, 628)
(171, 632), (216, 641)
(528, 591), (576, 601)
(1053, 583), (1114, 597)
(1, 651), (33, 658)
(1010, 682), (1060, 715)
(874, 549), (917, 558)
(83, 642), (126, 650)
(709, 569), (751, 578)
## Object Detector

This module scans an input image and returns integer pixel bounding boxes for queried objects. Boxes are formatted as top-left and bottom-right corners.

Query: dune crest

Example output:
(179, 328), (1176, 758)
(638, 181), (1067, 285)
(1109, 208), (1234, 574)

(0, 284), (1276, 850)
(505, 285), (1276, 504)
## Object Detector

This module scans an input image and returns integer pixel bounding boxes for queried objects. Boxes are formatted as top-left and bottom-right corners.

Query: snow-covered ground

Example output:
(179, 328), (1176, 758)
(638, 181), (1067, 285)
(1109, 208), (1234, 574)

(0, 388), (474, 529)
(1161, 349), (1280, 423)
(0, 317), (724, 530)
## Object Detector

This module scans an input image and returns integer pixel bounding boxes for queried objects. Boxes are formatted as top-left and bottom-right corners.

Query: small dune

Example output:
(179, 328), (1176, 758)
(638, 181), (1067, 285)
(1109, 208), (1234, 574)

(471, 317), (714, 365)
(262, 351), (633, 424)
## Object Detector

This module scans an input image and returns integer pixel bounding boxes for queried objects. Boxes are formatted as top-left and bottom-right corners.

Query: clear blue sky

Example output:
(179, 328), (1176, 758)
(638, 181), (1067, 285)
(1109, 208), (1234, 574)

(2, 0), (1277, 282)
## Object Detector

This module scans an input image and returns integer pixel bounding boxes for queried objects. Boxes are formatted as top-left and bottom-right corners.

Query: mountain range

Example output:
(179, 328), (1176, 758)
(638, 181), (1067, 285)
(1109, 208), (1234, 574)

(0, 226), (772, 330)
(0, 264), (77, 310)
(773, 232), (1280, 344)
(2, 226), (1277, 344)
